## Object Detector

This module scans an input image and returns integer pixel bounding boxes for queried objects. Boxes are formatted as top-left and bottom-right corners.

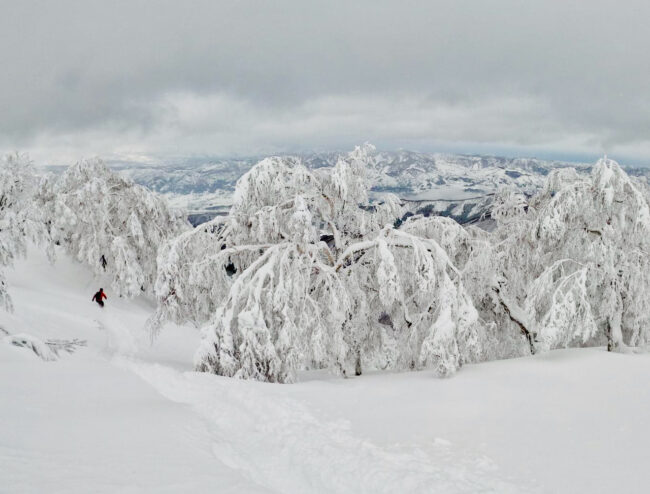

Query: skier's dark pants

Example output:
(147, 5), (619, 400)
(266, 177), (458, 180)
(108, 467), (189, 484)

(96, 300), (104, 308)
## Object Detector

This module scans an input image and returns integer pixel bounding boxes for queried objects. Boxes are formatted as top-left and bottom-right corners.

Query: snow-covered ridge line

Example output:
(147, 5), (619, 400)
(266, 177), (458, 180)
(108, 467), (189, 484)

(113, 151), (648, 227)
(41, 150), (641, 222)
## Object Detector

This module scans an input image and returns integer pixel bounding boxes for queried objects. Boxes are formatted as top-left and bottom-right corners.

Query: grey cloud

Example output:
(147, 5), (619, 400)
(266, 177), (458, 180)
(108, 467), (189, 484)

(1, 0), (649, 163)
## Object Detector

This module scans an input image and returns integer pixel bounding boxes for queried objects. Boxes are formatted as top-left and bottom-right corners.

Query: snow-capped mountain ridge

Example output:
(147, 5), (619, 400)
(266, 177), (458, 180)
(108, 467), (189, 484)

(104, 150), (597, 199)
(41, 150), (649, 226)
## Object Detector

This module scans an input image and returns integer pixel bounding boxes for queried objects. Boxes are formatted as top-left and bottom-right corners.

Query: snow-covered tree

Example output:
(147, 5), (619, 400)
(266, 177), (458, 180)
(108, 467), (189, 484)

(334, 225), (481, 378)
(489, 158), (650, 354)
(194, 221), (481, 383)
(401, 159), (650, 360)
(151, 144), (396, 333)
(149, 166), (324, 337)
(39, 158), (189, 297)
(147, 216), (246, 338)
(152, 145), (482, 382)
(0, 153), (47, 311)
(529, 158), (650, 351)
(195, 240), (348, 383)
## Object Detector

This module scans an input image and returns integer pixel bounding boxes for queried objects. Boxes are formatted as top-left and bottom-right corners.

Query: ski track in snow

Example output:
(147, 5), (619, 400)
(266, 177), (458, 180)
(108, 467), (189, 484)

(111, 352), (530, 494)
(95, 312), (138, 357)
(5, 249), (650, 493)
(63, 306), (534, 494)
(1, 248), (532, 493)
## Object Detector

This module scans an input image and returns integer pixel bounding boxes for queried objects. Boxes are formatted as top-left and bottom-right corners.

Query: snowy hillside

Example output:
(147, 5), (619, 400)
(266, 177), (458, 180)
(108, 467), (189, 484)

(3, 247), (650, 493)
(3, 147), (650, 493)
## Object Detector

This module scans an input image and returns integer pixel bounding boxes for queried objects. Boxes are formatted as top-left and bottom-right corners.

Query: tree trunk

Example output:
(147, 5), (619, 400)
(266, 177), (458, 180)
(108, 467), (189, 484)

(607, 315), (623, 352)
(493, 287), (536, 355)
(606, 292), (624, 352)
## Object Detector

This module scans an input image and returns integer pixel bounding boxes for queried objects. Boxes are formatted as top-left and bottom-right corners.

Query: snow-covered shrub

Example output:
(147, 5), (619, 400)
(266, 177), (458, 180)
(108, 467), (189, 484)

(5, 333), (58, 361)
(39, 158), (189, 297)
(2, 332), (85, 361)
(0, 153), (47, 311)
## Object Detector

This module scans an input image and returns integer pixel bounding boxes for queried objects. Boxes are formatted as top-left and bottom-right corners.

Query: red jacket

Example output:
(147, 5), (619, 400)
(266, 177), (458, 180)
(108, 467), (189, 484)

(92, 291), (107, 302)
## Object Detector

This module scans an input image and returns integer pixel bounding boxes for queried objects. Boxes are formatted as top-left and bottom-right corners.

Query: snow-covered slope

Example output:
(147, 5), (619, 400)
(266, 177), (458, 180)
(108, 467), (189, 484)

(0, 249), (258, 493)
(2, 248), (650, 493)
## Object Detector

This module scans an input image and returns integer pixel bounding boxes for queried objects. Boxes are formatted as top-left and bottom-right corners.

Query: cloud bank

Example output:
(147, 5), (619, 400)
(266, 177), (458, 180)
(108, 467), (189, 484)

(1, 0), (649, 164)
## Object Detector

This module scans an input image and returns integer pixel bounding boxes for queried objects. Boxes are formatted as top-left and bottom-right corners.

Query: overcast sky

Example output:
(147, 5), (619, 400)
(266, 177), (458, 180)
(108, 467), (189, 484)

(1, 0), (649, 165)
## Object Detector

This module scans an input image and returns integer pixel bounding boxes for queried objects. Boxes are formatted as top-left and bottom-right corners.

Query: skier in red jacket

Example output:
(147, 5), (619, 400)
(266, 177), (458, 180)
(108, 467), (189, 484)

(92, 288), (107, 308)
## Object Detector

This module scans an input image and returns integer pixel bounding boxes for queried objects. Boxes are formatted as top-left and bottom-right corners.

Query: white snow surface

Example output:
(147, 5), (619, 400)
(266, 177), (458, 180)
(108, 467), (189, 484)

(2, 248), (650, 493)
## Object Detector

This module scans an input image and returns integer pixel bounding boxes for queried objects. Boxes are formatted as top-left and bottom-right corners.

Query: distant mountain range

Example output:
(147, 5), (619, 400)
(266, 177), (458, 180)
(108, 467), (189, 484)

(43, 151), (650, 226)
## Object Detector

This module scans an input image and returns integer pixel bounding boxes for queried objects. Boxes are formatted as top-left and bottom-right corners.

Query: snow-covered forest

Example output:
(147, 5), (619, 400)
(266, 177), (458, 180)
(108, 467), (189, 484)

(149, 145), (650, 382)
(3, 146), (650, 493)
(3, 146), (650, 381)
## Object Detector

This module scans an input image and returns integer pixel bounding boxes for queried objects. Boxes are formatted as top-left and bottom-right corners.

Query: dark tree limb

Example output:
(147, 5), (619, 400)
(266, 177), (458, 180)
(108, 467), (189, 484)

(493, 287), (536, 355)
